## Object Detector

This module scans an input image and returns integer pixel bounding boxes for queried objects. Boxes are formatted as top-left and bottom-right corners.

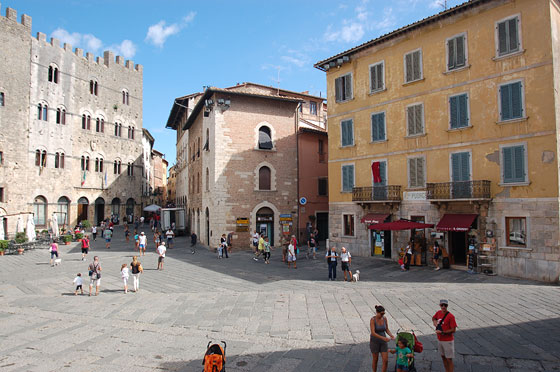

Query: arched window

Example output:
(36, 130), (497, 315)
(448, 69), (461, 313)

(54, 152), (65, 169)
(259, 166), (271, 190)
(57, 196), (69, 225)
(48, 66), (59, 83)
(35, 149), (47, 167)
(126, 198), (135, 217)
(258, 126), (273, 149)
(127, 162), (134, 176)
(56, 108), (66, 124)
(96, 118), (105, 133)
(205, 168), (209, 191)
(90, 80), (98, 95)
(37, 104), (48, 121)
(122, 90), (129, 105)
(81, 156), (90, 171)
(33, 196), (47, 226)
(82, 114), (91, 130)
(114, 160), (121, 174)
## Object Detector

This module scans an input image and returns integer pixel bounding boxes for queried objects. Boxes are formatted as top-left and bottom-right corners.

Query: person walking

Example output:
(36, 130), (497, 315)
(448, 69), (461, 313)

(252, 230), (260, 254)
(287, 240), (296, 269)
(121, 263), (129, 294)
(140, 216), (145, 227)
(432, 299), (457, 372)
(403, 239), (413, 271)
(91, 225), (97, 241)
(73, 273), (83, 295)
(49, 239), (59, 267)
(124, 225), (130, 243)
(340, 247), (353, 282)
(157, 241), (166, 270)
(139, 232), (147, 256)
(253, 234), (265, 261)
(88, 256), (101, 296)
(104, 227), (113, 249)
(81, 234), (90, 261)
(220, 233), (228, 258)
(165, 228), (175, 249)
(370, 305), (395, 372)
(134, 230), (139, 251)
(263, 236), (271, 264)
(326, 246), (339, 281)
(190, 232), (197, 254)
(226, 231), (234, 254)
(130, 256), (143, 292)
(307, 233), (317, 260)
(433, 240), (441, 271)
(153, 230), (161, 247)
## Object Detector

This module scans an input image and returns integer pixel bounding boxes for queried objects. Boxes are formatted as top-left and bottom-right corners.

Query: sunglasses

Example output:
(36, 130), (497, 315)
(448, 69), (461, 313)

(440, 304), (448, 307)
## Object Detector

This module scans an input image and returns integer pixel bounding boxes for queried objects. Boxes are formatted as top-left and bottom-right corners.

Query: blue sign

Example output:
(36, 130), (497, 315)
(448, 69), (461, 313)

(299, 197), (307, 205)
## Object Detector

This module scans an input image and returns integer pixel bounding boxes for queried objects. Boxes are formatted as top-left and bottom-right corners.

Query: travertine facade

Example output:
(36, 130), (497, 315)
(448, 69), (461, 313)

(0, 5), (143, 233)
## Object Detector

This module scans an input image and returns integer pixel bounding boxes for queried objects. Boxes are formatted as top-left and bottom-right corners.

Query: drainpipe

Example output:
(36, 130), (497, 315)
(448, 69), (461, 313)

(296, 102), (301, 243)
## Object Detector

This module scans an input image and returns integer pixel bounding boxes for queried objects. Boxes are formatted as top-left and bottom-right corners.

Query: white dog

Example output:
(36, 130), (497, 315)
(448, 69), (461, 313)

(352, 270), (360, 282)
(54, 258), (62, 266)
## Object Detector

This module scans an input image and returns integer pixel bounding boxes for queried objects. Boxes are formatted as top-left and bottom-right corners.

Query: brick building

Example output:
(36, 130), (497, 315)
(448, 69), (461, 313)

(166, 83), (327, 249)
(0, 6), (144, 234)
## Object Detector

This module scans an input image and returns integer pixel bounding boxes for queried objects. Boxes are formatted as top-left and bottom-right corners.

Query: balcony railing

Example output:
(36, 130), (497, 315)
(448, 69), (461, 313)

(352, 185), (402, 202)
(426, 180), (491, 200)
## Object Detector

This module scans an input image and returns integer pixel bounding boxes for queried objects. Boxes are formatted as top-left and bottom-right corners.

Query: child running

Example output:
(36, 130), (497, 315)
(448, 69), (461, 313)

(73, 273), (83, 295)
(390, 338), (413, 372)
(263, 236), (271, 264)
(121, 263), (129, 293)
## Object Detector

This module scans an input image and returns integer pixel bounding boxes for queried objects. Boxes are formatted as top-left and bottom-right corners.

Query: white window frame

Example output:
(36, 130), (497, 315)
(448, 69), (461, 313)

(497, 78), (526, 122)
(448, 150), (473, 182)
(403, 48), (423, 84)
(341, 163), (355, 193)
(370, 158), (388, 186)
(368, 60), (385, 93)
(370, 110), (387, 143)
(407, 155), (426, 189)
(448, 92), (471, 130)
(498, 141), (529, 185)
(405, 102), (425, 137)
(445, 32), (468, 72)
(494, 14), (523, 59)
(502, 215), (530, 250)
(341, 213), (356, 237)
(340, 118), (354, 147)
(334, 72), (353, 103)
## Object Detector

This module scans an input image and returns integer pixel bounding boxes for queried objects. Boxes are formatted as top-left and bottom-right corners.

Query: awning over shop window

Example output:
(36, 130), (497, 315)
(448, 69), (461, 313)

(368, 219), (434, 231)
(361, 213), (390, 225)
(436, 214), (477, 232)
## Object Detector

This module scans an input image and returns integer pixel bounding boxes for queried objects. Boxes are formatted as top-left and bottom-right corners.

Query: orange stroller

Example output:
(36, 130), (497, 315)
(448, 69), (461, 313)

(202, 341), (226, 372)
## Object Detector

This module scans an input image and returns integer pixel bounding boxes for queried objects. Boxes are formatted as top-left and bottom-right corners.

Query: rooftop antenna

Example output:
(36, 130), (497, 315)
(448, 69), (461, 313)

(274, 67), (281, 95)
(437, 0), (448, 10)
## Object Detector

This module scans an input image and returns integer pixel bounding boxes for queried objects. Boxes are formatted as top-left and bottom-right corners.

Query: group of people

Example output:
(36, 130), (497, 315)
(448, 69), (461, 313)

(370, 300), (457, 372)
(252, 231), (272, 263)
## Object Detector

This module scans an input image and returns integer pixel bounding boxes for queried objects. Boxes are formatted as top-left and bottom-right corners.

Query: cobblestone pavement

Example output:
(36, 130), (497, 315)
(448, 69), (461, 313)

(1, 226), (559, 372)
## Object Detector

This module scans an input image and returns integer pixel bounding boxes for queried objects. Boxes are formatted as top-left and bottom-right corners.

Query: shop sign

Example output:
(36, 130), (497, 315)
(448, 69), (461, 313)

(236, 218), (249, 225)
(403, 191), (427, 200)
(280, 214), (292, 221)
(236, 218), (249, 232)
(257, 216), (273, 222)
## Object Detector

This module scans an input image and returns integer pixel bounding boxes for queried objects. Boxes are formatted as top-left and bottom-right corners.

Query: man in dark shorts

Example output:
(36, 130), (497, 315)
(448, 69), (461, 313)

(190, 232), (197, 254)
(81, 235), (90, 261)
(433, 240), (441, 271)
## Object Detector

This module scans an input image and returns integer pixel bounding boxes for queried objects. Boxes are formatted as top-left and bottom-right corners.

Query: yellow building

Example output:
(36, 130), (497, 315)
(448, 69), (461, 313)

(315, 0), (560, 282)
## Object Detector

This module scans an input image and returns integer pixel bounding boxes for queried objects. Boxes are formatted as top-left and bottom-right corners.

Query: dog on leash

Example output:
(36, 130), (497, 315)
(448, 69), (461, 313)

(352, 270), (360, 282)
(54, 258), (62, 266)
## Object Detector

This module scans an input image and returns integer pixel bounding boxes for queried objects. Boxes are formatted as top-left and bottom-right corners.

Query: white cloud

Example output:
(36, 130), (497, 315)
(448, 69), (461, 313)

(324, 22), (365, 43)
(145, 12), (196, 48)
(51, 27), (136, 58)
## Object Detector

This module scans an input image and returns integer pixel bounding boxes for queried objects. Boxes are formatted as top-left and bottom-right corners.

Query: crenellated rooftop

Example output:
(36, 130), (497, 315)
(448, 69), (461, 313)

(1, 4), (142, 73)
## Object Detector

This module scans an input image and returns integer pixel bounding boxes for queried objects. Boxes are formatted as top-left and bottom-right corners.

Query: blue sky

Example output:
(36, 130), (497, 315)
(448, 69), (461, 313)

(7, 0), (464, 167)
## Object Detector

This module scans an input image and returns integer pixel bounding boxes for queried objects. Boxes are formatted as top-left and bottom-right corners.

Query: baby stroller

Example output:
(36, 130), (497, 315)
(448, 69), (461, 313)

(202, 341), (227, 372)
(394, 329), (422, 372)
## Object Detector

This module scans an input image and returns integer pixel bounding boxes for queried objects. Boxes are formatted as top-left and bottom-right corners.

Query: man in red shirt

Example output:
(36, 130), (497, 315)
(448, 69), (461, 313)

(432, 299), (457, 372)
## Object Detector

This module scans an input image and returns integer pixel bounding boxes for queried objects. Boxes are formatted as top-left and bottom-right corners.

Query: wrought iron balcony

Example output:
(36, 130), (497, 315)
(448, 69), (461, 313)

(352, 185), (402, 202)
(426, 180), (491, 200)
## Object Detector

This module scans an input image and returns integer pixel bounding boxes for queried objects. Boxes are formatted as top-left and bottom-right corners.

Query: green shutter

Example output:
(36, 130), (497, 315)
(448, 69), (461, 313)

(379, 112), (385, 140)
(416, 158), (425, 186)
(500, 84), (512, 120)
(459, 94), (468, 127)
(343, 165), (354, 191)
(508, 18), (519, 53)
(450, 96), (459, 128)
(376, 64), (383, 90)
(447, 38), (455, 70)
(451, 153), (461, 182)
(341, 120), (353, 146)
(344, 75), (352, 100)
(511, 82), (523, 119)
(409, 158), (417, 187)
(371, 114), (378, 141)
(456, 36), (465, 67)
(415, 105), (423, 134)
(513, 146), (525, 182)
(370, 65), (377, 92)
(405, 53), (413, 82)
(413, 51), (421, 80)
(407, 106), (415, 135)
(335, 77), (342, 102)
(342, 166), (348, 191)
(498, 21), (507, 54)
(379, 161), (387, 186)
(503, 147), (513, 182)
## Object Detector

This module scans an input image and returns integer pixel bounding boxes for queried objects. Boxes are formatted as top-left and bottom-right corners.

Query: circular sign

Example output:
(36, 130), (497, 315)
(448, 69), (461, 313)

(299, 197), (307, 205)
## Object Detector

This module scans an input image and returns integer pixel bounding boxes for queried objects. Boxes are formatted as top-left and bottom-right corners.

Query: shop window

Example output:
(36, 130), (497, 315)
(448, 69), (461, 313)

(258, 166), (271, 190)
(318, 178), (328, 196)
(404, 49), (422, 83)
(343, 214), (355, 237)
(506, 217), (526, 247)
(335, 73), (352, 102)
(57, 197), (69, 225)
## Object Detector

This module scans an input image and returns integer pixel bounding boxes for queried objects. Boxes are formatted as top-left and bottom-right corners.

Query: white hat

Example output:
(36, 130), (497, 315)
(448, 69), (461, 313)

(141, 232), (145, 235)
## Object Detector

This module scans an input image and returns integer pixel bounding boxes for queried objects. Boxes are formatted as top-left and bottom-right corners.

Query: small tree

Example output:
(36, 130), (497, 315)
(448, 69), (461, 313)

(81, 220), (92, 229)
(15, 232), (28, 244)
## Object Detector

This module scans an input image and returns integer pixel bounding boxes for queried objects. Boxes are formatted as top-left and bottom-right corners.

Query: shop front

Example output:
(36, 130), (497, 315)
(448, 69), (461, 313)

(436, 213), (478, 265)
(361, 213), (391, 258)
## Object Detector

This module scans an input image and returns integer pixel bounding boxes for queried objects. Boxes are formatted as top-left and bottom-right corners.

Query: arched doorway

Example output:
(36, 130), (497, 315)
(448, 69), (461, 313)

(57, 196), (70, 226)
(126, 198), (135, 223)
(94, 197), (105, 225)
(205, 207), (210, 246)
(256, 207), (274, 246)
(33, 195), (48, 227)
(111, 198), (121, 224)
(78, 197), (89, 223)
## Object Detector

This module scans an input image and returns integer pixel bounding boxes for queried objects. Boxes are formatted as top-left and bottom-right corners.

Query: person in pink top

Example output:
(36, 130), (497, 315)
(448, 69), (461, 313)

(49, 240), (59, 266)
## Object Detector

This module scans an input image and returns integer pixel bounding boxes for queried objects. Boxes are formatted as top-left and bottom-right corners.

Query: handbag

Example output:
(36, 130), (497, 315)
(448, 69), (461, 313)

(413, 332), (423, 353)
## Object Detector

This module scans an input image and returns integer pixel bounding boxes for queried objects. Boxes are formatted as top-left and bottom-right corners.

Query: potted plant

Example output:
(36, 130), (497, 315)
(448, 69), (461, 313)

(15, 232), (27, 254)
(81, 220), (92, 229)
(75, 232), (84, 241)
(62, 235), (72, 245)
(0, 240), (7, 256)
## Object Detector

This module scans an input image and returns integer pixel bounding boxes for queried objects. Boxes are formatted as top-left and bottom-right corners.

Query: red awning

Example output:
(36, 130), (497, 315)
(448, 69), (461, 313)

(368, 219), (434, 231)
(436, 214), (478, 232)
(361, 213), (390, 224)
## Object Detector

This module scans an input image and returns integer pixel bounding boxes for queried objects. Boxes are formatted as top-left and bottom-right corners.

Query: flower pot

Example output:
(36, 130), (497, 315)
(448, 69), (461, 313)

(17, 248), (24, 255)
(0, 251), (4, 256)
(65, 242), (70, 245)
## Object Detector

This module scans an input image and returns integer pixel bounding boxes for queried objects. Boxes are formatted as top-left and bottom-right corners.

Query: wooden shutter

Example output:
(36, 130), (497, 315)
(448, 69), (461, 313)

(412, 51), (421, 80)
(513, 146), (525, 182)
(344, 74), (352, 100)
(498, 21), (507, 54)
(450, 96), (458, 128)
(459, 94), (468, 127)
(341, 121), (348, 145)
(376, 64), (383, 90)
(503, 147), (513, 182)
(379, 161), (387, 186)
(451, 153), (460, 182)
(259, 167), (271, 190)
(511, 82), (523, 118)
(371, 114), (378, 141)
(416, 158), (424, 186)
(405, 53), (413, 82)
(508, 18), (519, 52)
(409, 158), (417, 187)
(335, 77), (342, 102)
(500, 84), (512, 120)
(456, 35), (465, 67)
(452, 152), (470, 181)
(447, 38), (455, 70)
(414, 105), (423, 134)
(370, 65), (377, 92)
(378, 113), (385, 140)
(407, 106), (415, 135)
(342, 166), (350, 191)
